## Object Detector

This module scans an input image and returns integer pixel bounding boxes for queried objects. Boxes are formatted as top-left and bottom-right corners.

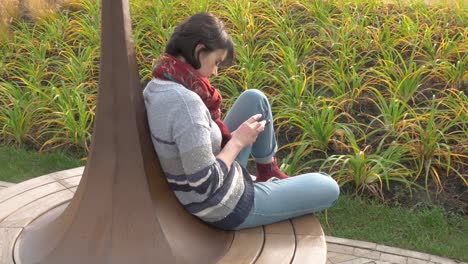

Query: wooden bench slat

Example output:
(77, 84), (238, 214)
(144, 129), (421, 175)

(216, 227), (264, 264)
(0, 227), (22, 264)
(291, 214), (324, 236)
(0, 182), (66, 223)
(48, 167), (85, 181)
(57, 175), (82, 189)
(0, 168), (83, 204)
(0, 181), (14, 188)
(291, 215), (327, 264)
(0, 189), (73, 228)
(292, 235), (327, 264)
(0, 176), (56, 204)
(254, 220), (295, 264)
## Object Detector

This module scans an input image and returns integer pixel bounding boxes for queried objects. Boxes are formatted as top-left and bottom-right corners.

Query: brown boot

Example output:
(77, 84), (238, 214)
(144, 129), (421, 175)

(255, 157), (289, 182)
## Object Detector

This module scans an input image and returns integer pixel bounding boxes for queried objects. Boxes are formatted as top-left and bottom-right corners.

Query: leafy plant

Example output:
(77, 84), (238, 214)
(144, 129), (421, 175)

(321, 132), (413, 200)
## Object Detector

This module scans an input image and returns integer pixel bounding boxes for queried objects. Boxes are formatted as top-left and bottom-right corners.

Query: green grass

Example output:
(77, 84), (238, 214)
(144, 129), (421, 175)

(0, 144), (85, 183)
(317, 194), (468, 262)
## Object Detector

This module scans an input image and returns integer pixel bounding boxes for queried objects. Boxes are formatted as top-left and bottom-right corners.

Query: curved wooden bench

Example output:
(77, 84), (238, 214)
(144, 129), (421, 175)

(0, 168), (327, 264)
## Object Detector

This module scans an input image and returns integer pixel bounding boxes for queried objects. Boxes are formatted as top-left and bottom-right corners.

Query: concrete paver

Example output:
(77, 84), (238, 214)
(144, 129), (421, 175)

(326, 236), (467, 264)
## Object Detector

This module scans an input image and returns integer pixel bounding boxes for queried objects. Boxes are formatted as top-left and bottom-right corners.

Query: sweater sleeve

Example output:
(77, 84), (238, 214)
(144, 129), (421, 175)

(171, 93), (228, 194)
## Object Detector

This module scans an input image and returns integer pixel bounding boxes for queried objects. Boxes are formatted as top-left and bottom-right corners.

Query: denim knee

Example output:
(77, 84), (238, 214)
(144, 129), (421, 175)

(324, 174), (340, 205)
(239, 89), (268, 104)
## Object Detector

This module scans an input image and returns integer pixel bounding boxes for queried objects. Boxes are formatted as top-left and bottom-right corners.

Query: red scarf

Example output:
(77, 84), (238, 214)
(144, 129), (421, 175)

(152, 54), (232, 147)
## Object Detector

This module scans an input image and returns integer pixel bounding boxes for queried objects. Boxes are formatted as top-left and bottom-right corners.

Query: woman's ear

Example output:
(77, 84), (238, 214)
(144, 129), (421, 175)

(194, 43), (206, 68)
(195, 43), (206, 54)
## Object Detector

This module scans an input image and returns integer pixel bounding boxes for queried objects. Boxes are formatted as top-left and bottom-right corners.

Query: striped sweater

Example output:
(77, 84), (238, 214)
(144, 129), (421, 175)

(143, 79), (254, 230)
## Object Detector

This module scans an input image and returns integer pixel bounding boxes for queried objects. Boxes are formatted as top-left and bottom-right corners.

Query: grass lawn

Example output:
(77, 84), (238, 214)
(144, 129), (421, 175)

(317, 195), (468, 262)
(0, 145), (85, 183)
(0, 144), (466, 262)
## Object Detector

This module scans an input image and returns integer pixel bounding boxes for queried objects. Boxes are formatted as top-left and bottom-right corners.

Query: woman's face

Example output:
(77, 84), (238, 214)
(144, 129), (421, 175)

(197, 48), (228, 78)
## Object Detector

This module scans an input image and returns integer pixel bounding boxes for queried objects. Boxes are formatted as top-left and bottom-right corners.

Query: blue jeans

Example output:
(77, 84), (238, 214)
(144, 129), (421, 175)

(224, 89), (340, 230)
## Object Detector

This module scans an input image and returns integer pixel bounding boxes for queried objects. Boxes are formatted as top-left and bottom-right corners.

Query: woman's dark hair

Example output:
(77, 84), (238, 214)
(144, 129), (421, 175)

(165, 12), (235, 69)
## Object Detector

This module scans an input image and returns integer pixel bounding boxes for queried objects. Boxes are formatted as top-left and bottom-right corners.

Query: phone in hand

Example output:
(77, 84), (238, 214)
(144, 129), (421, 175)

(260, 118), (270, 126)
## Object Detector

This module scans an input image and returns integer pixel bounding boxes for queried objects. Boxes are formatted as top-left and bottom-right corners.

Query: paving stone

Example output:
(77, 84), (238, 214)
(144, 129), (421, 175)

(429, 255), (459, 264)
(380, 253), (408, 264)
(328, 252), (342, 258)
(339, 257), (377, 264)
(327, 237), (377, 250)
(407, 258), (431, 264)
(328, 243), (355, 254)
(377, 245), (432, 260)
(329, 253), (359, 263)
(354, 248), (380, 260)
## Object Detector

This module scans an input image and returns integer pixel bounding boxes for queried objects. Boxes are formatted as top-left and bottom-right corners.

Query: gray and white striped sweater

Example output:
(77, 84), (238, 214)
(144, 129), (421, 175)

(143, 79), (254, 230)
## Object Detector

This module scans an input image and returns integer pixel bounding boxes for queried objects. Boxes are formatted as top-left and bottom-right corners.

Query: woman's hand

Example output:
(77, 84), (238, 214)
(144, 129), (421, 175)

(230, 114), (266, 148)
(216, 114), (266, 169)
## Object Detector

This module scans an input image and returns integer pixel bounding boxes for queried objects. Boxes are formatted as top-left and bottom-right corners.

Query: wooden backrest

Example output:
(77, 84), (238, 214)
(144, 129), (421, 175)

(13, 1), (233, 263)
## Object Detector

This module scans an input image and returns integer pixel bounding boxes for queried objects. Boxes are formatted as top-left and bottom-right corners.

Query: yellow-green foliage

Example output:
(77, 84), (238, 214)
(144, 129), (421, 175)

(0, 0), (466, 197)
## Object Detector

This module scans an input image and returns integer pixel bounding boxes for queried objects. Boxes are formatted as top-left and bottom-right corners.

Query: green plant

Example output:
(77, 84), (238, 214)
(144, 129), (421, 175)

(399, 95), (467, 193)
(367, 87), (413, 136)
(0, 81), (46, 146)
(0, 0), (466, 203)
(321, 132), (413, 199)
(39, 83), (94, 152)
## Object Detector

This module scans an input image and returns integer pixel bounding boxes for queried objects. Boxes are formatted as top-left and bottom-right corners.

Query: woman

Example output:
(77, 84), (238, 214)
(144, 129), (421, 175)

(143, 12), (339, 230)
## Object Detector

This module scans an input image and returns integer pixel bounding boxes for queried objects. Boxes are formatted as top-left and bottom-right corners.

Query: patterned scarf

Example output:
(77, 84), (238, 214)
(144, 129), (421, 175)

(152, 53), (232, 147)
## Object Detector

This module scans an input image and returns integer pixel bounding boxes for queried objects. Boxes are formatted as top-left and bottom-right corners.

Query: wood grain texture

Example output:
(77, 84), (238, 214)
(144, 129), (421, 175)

(0, 176), (56, 204)
(216, 227), (264, 264)
(56, 175), (82, 189)
(0, 228), (22, 264)
(0, 182), (66, 223)
(291, 214), (324, 236)
(291, 215), (327, 264)
(255, 220), (295, 264)
(0, 189), (73, 228)
(292, 235), (327, 264)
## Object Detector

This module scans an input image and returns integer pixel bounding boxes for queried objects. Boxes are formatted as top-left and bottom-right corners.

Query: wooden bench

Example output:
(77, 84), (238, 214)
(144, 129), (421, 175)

(0, 168), (327, 264)
(0, 181), (14, 191)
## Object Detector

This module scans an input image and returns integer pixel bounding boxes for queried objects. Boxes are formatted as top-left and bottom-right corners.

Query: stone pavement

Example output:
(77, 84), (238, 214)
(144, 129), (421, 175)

(326, 236), (467, 264)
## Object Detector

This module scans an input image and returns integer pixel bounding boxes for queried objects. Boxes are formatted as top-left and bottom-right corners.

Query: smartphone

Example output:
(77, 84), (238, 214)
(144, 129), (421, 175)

(260, 118), (270, 126)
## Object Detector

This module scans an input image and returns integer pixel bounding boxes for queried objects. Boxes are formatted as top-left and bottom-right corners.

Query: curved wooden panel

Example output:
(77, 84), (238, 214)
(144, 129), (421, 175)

(0, 228), (22, 264)
(254, 220), (295, 264)
(0, 176), (56, 204)
(291, 215), (324, 236)
(56, 175), (82, 189)
(0, 167), (83, 204)
(0, 182), (66, 223)
(291, 215), (327, 264)
(292, 235), (327, 264)
(216, 227), (264, 264)
(0, 190), (73, 228)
